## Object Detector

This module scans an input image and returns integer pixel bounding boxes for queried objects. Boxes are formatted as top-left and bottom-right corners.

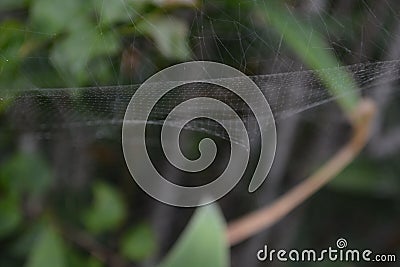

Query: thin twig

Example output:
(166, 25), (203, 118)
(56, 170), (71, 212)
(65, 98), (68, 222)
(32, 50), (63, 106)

(227, 98), (376, 246)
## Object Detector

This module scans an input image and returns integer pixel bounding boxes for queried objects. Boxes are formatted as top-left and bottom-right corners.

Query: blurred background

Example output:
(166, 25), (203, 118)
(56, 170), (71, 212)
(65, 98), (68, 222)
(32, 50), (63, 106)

(0, 0), (399, 266)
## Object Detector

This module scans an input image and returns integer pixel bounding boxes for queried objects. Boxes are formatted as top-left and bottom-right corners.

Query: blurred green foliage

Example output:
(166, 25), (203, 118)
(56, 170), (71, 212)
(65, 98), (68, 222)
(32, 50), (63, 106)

(259, 1), (360, 114)
(83, 182), (127, 234)
(121, 223), (156, 261)
(0, 152), (51, 238)
(136, 16), (191, 60)
(0, 193), (21, 238)
(0, 0), (192, 90)
(0, 152), (51, 197)
(158, 205), (228, 267)
(1, 0), (398, 267)
(26, 225), (66, 267)
(0, 0), (193, 266)
(330, 157), (400, 196)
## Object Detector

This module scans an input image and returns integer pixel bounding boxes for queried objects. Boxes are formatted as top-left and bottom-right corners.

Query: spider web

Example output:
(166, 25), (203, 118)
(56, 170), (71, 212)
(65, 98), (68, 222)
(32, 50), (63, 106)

(1, 60), (399, 143)
(1, 0), (400, 143)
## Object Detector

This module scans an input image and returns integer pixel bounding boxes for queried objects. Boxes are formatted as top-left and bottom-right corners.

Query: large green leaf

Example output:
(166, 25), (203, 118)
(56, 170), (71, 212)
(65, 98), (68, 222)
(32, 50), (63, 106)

(83, 182), (127, 234)
(258, 1), (360, 114)
(26, 225), (66, 267)
(157, 204), (228, 267)
(120, 223), (156, 262)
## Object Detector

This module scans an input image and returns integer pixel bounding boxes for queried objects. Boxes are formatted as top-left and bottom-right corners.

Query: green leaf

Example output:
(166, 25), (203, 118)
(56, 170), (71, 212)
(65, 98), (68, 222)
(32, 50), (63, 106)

(91, 0), (142, 25)
(120, 223), (156, 262)
(30, 0), (87, 34)
(329, 158), (400, 196)
(83, 182), (127, 234)
(26, 225), (66, 267)
(258, 1), (360, 114)
(50, 28), (119, 85)
(0, 194), (22, 238)
(136, 16), (191, 60)
(157, 204), (228, 267)
(0, 152), (52, 197)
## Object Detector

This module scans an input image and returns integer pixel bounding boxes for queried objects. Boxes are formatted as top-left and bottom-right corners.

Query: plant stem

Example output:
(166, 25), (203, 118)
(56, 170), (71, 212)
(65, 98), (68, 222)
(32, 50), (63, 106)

(226, 98), (376, 246)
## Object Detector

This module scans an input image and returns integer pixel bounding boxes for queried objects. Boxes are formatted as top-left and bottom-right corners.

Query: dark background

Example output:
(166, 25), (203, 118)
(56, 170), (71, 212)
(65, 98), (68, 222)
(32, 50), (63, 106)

(0, 0), (399, 266)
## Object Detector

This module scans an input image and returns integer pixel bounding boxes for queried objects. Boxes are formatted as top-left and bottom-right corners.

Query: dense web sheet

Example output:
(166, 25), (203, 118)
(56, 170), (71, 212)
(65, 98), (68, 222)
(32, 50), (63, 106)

(1, 1), (400, 144)
(2, 59), (400, 143)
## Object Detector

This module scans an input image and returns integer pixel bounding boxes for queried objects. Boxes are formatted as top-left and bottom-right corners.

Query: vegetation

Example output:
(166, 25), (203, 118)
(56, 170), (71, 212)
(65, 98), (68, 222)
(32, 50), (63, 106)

(1, 1), (399, 267)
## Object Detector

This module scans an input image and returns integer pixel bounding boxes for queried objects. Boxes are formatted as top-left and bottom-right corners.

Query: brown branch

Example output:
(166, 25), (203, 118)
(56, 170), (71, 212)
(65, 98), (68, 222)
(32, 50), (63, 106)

(226, 98), (377, 246)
